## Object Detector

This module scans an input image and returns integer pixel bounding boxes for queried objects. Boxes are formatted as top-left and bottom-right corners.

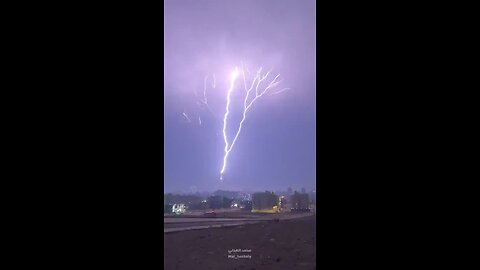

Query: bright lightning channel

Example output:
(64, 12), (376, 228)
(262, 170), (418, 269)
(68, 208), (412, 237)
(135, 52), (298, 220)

(219, 64), (284, 181)
(220, 67), (239, 181)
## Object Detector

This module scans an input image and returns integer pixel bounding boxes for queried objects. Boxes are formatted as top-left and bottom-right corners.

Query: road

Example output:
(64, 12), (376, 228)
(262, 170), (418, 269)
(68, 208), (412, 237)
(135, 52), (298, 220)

(164, 212), (314, 233)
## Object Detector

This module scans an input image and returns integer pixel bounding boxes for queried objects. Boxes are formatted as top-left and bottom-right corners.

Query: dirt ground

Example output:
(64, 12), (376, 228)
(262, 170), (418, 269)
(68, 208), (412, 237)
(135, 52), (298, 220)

(164, 215), (316, 270)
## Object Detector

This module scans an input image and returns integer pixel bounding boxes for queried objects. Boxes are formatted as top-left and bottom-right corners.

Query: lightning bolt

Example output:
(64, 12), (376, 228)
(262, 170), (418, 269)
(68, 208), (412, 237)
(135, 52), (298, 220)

(219, 64), (285, 181)
(197, 74), (217, 120)
(227, 66), (281, 156)
(220, 67), (239, 180)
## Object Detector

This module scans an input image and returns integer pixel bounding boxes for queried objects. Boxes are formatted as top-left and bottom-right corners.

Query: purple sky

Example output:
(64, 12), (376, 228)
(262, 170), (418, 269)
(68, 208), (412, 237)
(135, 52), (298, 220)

(164, 0), (316, 193)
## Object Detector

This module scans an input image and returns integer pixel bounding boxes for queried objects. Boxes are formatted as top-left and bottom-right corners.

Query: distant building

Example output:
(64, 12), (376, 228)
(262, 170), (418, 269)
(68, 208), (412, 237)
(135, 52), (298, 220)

(213, 190), (239, 199)
(301, 187), (306, 193)
(290, 191), (310, 211)
(207, 195), (223, 209)
(252, 191), (279, 213)
(287, 187), (293, 195)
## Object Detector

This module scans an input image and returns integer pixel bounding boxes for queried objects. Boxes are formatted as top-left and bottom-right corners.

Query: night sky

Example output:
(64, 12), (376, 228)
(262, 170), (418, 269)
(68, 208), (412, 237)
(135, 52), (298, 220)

(164, 0), (316, 193)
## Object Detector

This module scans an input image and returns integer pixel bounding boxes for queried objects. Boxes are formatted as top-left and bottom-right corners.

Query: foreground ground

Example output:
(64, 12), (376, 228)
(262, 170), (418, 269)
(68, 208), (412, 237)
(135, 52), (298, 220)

(164, 214), (316, 270)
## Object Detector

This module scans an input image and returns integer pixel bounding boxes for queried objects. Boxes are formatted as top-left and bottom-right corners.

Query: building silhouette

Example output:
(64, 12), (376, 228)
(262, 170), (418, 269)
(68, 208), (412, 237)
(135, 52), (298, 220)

(252, 191), (279, 213)
(290, 191), (310, 211)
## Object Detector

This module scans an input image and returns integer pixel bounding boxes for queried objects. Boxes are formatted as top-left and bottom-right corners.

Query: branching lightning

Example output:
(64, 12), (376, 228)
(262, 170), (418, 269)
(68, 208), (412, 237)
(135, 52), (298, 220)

(185, 64), (286, 181)
(200, 74), (216, 119)
(219, 64), (285, 181)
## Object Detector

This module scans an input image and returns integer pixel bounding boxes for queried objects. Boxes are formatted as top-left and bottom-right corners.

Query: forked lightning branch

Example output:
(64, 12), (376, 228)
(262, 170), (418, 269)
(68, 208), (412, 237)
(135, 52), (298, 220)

(219, 63), (289, 181)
